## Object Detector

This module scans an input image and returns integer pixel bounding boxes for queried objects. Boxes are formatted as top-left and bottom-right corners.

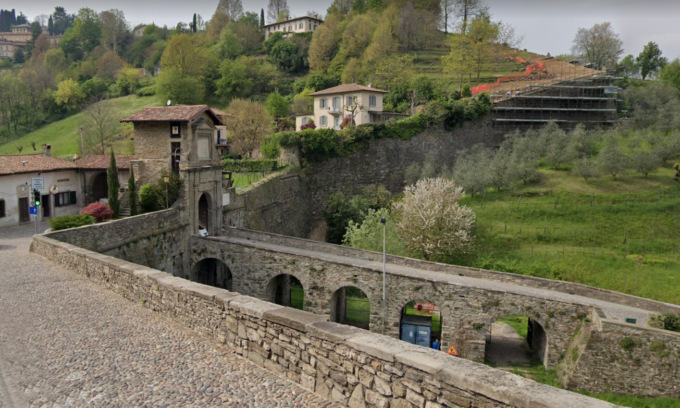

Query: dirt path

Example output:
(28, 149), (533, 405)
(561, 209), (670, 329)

(485, 322), (531, 368)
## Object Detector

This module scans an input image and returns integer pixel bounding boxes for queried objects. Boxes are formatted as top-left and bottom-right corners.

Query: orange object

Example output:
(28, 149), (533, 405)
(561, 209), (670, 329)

(446, 344), (458, 356)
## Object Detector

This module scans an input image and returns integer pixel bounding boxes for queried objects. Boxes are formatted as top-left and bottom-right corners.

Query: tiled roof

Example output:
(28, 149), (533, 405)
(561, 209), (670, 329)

(0, 155), (77, 176)
(75, 155), (137, 170)
(121, 105), (224, 125)
(309, 84), (389, 96)
(262, 15), (323, 28)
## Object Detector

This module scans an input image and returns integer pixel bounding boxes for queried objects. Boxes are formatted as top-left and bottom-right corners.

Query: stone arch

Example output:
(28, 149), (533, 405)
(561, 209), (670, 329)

(198, 193), (210, 233)
(267, 274), (304, 310)
(330, 286), (370, 330)
(190, 258), (232, 290)
(399, 300), (442, 349)
(91, 172), (108, 202)
(484, 315), (549, 368)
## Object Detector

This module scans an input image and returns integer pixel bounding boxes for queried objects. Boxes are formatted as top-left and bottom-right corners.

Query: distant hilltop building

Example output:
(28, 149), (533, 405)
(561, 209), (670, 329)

(0, 23), (30, 59)
(263, 15), (323, 40)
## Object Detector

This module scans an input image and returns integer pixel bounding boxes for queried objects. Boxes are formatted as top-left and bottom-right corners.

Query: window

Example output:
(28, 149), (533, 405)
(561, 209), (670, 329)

(346, 96), (353, 106)
(55, 191), (77, 207)
(320, 98), (327, 108)
(332, 97), (340, 109)
(369, 95), (377, 107)
(170, 122), (181, 138)
(320, 116), (327, 127)
(299, 23), (303, 29)
(334, 116), (340, 130)
(0, 199), (5, 218)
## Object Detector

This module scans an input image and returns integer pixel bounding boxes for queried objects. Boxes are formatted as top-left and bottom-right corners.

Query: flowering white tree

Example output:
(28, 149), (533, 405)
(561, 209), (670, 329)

(393, 178), (475, 260)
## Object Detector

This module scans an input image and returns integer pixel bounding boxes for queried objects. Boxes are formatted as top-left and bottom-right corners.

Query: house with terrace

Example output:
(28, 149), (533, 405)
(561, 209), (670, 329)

(296, 84), (407, 131)
(263, 15), (323, 40)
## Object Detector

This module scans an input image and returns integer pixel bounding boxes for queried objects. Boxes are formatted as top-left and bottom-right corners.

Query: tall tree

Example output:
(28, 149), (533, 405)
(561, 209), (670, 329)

(128, 166), (138, 216)
(661, 58), (680, 92)
(443, 34), (474, 92)
(100, 9), (129, 53)
(454, 0), (487, 35)
(82, 99), (120, 155)
(192, 13), (197, 33)
(467, 13), (498, 81)
(572, 22), (623, 70)
(260, 8), (265, 27)
(51, 6), (75, 35)
(107, 151), (120, 217)
(441, 0), (455, 34)
(207, 0), (243, 39)
(267, 0), (289, 24)
(224, 99), (273, 158)
(636, 41), (667, 80)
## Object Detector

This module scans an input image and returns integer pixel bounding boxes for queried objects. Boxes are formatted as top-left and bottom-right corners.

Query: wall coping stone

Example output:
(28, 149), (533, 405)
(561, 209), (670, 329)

(229, 295), (282, 319)
(601, 318), (680, 337)
(262, 308), (327, 332)
(348, 334), (414, 363)
(307, 321), (367, 342)
(394, 349), (448, 375)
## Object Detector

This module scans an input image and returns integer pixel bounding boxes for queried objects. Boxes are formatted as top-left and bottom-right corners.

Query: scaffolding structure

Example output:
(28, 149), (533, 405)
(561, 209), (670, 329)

(490, 75), (620, 134)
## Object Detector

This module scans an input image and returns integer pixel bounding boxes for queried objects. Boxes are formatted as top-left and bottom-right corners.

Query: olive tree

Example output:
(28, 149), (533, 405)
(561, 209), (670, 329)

(393, 178), (475, 260)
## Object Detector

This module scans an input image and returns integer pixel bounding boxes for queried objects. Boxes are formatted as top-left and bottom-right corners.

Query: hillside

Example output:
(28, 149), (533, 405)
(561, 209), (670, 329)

(0, 95), (159, 158)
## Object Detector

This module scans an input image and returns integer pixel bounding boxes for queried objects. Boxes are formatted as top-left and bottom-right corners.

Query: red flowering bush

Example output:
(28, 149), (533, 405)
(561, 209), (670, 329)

(300, 122), (316, 130)
(80, 202), (114, 222)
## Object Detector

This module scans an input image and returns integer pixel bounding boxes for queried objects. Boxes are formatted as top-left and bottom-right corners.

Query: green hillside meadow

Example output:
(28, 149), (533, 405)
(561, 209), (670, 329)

(0, 95), (159, 158)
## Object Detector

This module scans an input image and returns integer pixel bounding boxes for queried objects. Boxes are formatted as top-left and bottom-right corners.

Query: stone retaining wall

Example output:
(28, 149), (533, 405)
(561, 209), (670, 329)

(31, 234), (619, 408)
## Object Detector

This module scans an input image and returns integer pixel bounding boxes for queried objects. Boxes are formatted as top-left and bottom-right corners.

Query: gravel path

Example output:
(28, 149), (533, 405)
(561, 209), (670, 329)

(0, 225), (339, 408)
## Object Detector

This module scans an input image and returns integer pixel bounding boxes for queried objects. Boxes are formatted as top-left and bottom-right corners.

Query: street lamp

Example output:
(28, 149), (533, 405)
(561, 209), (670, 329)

(380, 217), (386, 301)
(163, 175), (169, 208)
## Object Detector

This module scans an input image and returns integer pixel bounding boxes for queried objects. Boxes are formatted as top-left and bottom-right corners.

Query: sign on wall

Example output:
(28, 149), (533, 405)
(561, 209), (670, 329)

(31, 177), (44, 190)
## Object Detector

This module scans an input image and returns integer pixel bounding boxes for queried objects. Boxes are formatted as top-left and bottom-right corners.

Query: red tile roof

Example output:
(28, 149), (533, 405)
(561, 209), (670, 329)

(309, 84), (388, 96)
(0, 154), (77, 176)
(75, 155), (137, 170)
(121, 105), (224, 125)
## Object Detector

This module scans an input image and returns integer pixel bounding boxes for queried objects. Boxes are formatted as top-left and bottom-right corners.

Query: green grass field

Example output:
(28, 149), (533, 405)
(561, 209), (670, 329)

(453, 167), (680, 305)
(0, 95), (159, 158)
(497, 315), (529, 339)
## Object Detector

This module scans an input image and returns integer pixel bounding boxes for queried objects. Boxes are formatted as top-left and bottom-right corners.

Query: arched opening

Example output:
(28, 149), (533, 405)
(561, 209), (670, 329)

(190, 258), (232, 290)
(330, 286), (370, 330)
(399, 301), (442, 349)
(198, 193), (209, 233)
(484, 315), (548, 367)
(267, 274), (303, 310)
(92, 172), (108, 202)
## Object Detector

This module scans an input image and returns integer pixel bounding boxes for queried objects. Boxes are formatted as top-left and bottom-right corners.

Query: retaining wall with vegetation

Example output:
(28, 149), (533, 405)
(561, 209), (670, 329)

(31, 234), (619, 408)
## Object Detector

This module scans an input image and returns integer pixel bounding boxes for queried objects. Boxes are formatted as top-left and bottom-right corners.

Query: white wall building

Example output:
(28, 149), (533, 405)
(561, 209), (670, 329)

(263, 16), (323, 40)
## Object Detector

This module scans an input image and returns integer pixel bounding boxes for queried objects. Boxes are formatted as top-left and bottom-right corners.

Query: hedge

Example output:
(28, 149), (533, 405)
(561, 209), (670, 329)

(49, 214), (95, 231)
(221, 158), (278, 172)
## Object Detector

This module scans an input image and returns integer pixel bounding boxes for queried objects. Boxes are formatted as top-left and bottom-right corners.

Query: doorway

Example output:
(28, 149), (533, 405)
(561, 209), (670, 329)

(18, 197), (29, 222)
(42, 194), (51, 217)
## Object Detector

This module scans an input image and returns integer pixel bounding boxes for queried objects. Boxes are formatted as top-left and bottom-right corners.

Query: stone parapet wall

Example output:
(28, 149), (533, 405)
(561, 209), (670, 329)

(31, 234), (619, 408)
(41, 209), (190, 276)
(563, 319), (680, 398)
(224, 228), (680, 316)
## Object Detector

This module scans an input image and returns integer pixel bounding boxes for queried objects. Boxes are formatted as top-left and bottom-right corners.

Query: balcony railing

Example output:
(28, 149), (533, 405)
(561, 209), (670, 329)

(329, 106), (342, 115)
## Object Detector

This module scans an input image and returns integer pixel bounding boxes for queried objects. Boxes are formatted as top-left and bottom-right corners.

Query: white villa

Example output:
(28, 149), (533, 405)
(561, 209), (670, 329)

(296, 84), (395, 131)
(263, 16), (323, 40)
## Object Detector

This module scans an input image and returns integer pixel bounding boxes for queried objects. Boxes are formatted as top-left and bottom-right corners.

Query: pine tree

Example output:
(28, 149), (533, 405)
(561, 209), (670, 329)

(128, 166), (138, 216)
(107, 151), (120, 217)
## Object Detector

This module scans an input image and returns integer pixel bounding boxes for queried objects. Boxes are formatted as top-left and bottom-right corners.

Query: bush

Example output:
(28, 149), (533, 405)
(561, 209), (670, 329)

(80, 202), (114, 222)
(49, 214), (95, 231)
(135, 85), (156, 97)
(139, 184), (160, 212)
(648, 313), (680, 331)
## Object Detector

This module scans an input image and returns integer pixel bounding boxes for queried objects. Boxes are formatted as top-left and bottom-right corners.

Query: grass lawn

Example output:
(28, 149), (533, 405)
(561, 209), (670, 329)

(290, 285), (304, 310)
(0, 95), (159, 158)
(345, 295), (370, 329)
(231, 172), (267, 188)
(496, 315), (529, 339)
(453, 167), (680, 305)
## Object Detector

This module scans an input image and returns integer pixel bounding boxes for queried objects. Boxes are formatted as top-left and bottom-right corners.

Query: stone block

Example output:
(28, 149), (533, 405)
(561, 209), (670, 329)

(230, 295), (281, 318)
(349, 334), (412, 363)
(395, 350), (447, 375)
(332, 387), (348, 405)
(308, 320), (367, 343)
(348, 385), (366, 408)
(358, 369), (374, 388)
(263, 307), (326, 332)
(365, 389), (389, 408)
(301, 373), (316, 391)
(406, 389), (426, 408)
(374, 375), (392, 396)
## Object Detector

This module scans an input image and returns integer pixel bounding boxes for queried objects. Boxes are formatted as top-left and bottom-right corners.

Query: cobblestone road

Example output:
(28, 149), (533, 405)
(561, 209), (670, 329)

(0, 225), (339, 408)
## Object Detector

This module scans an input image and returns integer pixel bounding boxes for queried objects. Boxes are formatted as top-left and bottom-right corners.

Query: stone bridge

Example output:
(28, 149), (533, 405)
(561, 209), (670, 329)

(189, 228), (655, 369)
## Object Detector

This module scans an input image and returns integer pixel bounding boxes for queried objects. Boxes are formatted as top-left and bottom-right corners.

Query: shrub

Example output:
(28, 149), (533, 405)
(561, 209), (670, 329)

(135, 85), (156, 97)
(260, 137), (281, 160)
(80, 202), (114, 222)
(300, 122), (316, 130)
(222, 159), (278, 172)
(139, 184), (160, 212)
(648, 313), (680, 331)
(50, 214), (95, 231)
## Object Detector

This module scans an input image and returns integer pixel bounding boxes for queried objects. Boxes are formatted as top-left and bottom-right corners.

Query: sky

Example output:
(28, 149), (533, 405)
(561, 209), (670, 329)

(7, 0), (680, 60)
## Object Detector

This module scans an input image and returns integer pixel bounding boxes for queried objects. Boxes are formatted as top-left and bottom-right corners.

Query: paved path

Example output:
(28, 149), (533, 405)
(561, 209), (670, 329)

(0, 225), (339, 408)
(223, 236), (659, 325)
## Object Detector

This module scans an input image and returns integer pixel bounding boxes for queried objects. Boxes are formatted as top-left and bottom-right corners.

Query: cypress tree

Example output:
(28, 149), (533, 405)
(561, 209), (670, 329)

(260, 8), (265, 27)
(107, 151), (120, 217)
(48, 15), (54, 36)
(128, 166), (138, 216)
(192, 13), (197, 33)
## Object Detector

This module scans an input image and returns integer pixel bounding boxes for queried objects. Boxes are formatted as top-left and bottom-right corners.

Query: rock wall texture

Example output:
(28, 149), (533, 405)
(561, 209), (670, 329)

(562, 310), (680, 398)
(31, 234), (620, 408)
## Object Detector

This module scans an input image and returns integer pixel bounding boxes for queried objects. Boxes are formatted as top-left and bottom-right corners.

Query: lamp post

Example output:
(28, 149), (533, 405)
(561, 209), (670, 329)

(163, 175), (169, 209)
(380, 217), (386, 300)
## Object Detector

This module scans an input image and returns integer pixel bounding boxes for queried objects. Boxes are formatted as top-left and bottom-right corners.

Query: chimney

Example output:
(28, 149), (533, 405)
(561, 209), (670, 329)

(42, 144), (52, 157)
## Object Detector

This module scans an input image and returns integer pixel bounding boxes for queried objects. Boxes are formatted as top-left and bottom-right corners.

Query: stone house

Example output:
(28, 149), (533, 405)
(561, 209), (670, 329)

(0, 24), (30, 60)
(121, 105), (227, 235)
(296, 83), (399, 131)
(0, 154), (82, 227)
(263, 15), (323, 40)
